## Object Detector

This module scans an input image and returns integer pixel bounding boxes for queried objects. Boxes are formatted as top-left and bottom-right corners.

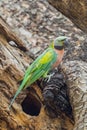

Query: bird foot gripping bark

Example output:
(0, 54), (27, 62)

(44, 72), (55, 82)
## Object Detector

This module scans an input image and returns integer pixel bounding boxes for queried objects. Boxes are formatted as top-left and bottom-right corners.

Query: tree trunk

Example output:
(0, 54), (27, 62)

(48, 0), (87, 33)
(0, 16), (87, 130)
(62, 61), (87, 130)
(0, 17), (74, 130)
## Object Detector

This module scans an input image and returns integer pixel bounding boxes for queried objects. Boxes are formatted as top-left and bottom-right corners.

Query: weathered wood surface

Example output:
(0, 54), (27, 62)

(48, 0), (87, 33)
(0, 16), (27, 51)
(0, 17), (73, 130)
(0, 16), (87, 130)
(62, 61), (87, 130)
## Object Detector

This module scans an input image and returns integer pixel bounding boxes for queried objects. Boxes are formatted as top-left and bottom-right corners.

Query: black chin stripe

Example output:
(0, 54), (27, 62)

(54, 46), (64, 50)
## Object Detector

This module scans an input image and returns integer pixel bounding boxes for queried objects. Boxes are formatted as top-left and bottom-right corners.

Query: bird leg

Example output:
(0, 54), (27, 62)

(47, 72), (55, 82)
(43, 72), (55, 82)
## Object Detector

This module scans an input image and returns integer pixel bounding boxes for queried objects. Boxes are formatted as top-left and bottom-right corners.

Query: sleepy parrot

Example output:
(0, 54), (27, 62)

(9, 36), (67, 109)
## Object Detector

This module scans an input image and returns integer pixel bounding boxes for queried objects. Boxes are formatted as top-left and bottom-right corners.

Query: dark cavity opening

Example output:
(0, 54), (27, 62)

(21, 93), (41, 116)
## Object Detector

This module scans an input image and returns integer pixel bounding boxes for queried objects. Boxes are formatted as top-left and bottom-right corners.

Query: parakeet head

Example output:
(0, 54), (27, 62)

(54, 36), (67, 50)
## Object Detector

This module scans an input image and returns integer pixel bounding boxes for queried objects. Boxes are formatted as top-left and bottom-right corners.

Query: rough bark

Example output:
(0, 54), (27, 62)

(0, 16), (27, 51)
(0, 16), (87, 130)
(48, 0), (87, 33)
(0, 17), (73, 130)
(62, 61), (87, 130)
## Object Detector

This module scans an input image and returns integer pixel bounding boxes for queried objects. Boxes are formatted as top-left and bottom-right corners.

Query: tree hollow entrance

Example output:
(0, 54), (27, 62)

(21, 93), (41, 116)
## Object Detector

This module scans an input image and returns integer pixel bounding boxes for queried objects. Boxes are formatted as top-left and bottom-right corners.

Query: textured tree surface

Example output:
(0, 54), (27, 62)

(0, 17), (74, 130)
(62, 61), (87, 130)
(48, 0), (87, 33)
(0, 16), (87, 130)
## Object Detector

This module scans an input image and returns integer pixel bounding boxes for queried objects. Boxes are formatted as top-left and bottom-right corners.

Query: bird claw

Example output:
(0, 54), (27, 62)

(45, 72), (55, 82)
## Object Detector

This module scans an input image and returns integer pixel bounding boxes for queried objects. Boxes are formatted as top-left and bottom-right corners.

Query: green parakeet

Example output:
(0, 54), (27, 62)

(9, 36), (67, 109)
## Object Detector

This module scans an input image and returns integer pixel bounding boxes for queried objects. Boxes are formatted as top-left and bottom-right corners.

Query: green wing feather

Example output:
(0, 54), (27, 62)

(9, 48), (57, 109)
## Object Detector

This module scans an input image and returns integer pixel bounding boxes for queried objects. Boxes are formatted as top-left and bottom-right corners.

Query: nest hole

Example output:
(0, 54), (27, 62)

(21, 93), (41, 116)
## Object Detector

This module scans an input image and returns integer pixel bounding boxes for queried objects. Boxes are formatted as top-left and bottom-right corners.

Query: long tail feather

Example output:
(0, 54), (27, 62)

(8, 85), (23, 109)
(8, 74), (31, 109)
